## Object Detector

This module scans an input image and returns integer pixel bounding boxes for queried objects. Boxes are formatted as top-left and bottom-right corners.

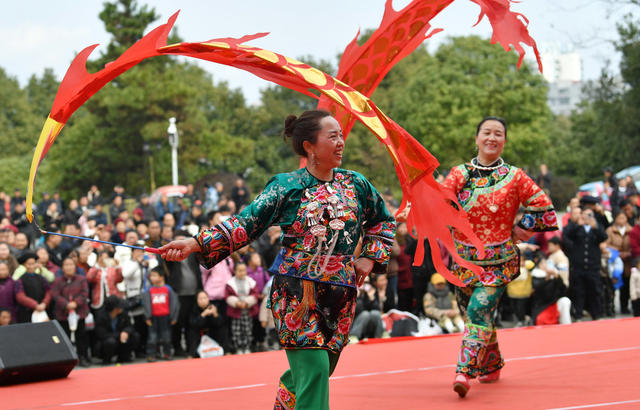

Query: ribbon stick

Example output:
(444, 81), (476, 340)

(39, 230), (162, 254)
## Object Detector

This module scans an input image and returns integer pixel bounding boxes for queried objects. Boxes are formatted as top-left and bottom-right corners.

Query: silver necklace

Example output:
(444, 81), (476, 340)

(470, 157), (502, 213)
(471, 157), (504, 171)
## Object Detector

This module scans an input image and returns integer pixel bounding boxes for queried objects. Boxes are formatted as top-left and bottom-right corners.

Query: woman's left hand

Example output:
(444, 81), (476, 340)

(354, 258), (375, 287)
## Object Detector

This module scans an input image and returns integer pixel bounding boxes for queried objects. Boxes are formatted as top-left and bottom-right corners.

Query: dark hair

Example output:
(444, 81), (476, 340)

(234, 261), (247, 272)
(476, 116), (507, 139)
(548, 236), (562, 246)
(150, 266), (165, 277)
(283, 110), (331, 157)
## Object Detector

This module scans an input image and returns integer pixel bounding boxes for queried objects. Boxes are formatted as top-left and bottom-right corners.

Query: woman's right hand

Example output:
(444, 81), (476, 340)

(159, 238), (201, 261)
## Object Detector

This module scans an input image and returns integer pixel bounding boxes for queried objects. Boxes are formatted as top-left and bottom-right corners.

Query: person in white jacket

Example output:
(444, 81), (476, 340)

(121, 241), (158, 355)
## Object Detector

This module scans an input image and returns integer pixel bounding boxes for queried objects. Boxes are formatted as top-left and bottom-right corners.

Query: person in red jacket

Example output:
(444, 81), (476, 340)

(143, 267), (179, 361)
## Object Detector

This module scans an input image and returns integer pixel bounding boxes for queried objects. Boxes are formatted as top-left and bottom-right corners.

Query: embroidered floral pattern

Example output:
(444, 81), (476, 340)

(270, 275), (357, 353)
(197, 168), (395, 354)
(442, 162), (558, 286)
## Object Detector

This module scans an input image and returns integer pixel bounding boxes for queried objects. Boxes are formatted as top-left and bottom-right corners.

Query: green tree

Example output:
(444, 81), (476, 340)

(26, 68), (60, 120)
(560, 9), (640, 183)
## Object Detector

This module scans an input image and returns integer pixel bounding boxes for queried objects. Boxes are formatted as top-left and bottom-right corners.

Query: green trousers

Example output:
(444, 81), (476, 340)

(455, 285), (506, 377)
(274, 349), (340, 410)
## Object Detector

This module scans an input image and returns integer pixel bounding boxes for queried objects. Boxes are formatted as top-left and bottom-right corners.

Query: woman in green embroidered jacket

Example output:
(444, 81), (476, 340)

(160, 110), (396, 409)
(442, 117), (558, 398)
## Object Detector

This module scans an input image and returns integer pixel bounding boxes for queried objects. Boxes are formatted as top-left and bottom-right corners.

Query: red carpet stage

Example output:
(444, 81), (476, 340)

(4, 318), (639, 409)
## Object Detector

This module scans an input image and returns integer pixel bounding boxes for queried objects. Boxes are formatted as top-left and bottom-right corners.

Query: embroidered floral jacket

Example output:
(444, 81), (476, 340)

(196, 168), (396, 288)
(443, 163), (558, 286)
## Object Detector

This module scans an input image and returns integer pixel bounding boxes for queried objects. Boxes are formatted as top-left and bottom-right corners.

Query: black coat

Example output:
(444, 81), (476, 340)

(562, 221), (608, 272)
(164, 254), (203, 295)
(94, 310), (135, 341)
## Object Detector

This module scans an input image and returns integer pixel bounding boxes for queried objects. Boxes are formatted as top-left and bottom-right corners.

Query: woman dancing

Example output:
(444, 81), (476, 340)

(160, 110), (395, 409)
(442, 116), (558, 397)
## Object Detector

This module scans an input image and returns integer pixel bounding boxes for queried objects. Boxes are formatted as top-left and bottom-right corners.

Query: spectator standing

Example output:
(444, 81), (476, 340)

(121, 243), (152, 354)
(536, 163), (552, 197)
(143, 267), (179, 361)
(51, 257), (90, 366)
(563, 207), (608, 320)
(225, 261), (259, 354)
(605, 213), (633, 314)
(0, 263), (16, 322)
(87, 185), (102, 207)
(156, 195), (174, 221)
(247, 252), (269, 350)
(201, 257), (233, 351)
(14, 252), (52, 323)
(109, 196), (126, 224)
(395, 223), (414, 312)
(86, 251), (124, 310)
(164, 230), (202, 356)
(138, 194), (158, 223)
(231, 178), (250, 209)
(90, 202), (108, 226)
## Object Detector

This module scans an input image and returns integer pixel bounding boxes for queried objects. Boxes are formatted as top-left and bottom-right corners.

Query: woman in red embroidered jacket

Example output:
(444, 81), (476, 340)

(443, 117), (558, 398)
(160, 110), (395, 410)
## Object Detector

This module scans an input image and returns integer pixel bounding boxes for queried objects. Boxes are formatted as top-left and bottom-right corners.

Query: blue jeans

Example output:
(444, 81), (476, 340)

(147, 315), (172, 356)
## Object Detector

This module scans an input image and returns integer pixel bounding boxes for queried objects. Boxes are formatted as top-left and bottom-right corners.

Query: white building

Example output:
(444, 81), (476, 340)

(541, 47), (584, 116)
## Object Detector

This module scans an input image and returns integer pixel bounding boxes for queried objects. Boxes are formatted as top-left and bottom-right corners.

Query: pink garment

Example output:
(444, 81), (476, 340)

(201, 258), (233, 301)
(86, 266), (123, 309)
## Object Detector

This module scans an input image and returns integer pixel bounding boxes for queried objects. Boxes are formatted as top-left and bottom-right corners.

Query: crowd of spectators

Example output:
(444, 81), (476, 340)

(0, 165), (638, 366)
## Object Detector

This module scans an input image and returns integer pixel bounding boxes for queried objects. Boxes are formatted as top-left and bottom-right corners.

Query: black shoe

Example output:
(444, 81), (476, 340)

(79, 357), (91, 367)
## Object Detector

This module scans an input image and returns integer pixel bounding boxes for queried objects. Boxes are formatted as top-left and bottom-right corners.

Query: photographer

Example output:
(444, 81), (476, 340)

(563, 207), (608, 321)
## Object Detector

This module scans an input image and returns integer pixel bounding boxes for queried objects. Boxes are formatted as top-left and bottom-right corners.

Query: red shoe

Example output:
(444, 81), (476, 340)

(453, 373), (470, 398)
(478, 369), (500, 383)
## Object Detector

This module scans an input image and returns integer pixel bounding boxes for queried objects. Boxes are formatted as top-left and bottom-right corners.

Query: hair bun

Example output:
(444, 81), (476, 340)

(283, 115), (297, 137)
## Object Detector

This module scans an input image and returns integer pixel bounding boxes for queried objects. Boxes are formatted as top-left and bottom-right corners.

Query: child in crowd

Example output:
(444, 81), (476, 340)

(631, 257), (640, 317)
(225, 261), (259, 354)
(423, 273), (464, 333)
(0, 307), (12, 326)
(143, 267), (179, 361)
(188, 290), (224, 357)
(259, 276), (279, 351)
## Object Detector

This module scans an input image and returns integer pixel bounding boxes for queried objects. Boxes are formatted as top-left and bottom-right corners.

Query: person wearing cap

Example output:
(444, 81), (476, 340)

(93, 295), (139, 364)
(423, 273), (464, 334)
(442, 116), (558, 397)
(14, 251), (52, 323)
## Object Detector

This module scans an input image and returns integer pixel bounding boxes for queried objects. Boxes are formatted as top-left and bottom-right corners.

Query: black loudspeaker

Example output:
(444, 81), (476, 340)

(0, 320), (78, 385)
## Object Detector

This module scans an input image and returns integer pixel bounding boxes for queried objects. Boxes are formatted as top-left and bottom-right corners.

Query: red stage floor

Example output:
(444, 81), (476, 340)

(4, 318), (640, 409)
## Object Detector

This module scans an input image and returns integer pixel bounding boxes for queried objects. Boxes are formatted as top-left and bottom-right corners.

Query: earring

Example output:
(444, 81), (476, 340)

(475, 145), (479, 152)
